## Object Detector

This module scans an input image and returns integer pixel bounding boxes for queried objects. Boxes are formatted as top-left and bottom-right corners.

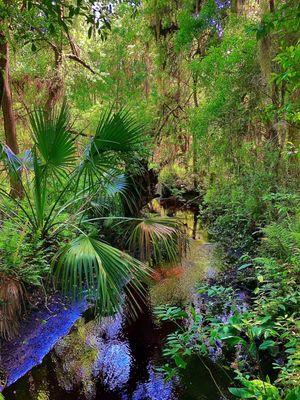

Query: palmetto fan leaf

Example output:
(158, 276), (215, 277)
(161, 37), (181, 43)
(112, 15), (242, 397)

(78, 109), (145, 185)
(93, 108), (144, 153)
(53, 235), (149, 314)
(89, 173), (127, 216)
(0, 144), (23, 173)
(30, 102), (76, 177)
(128, 216), (187, 266)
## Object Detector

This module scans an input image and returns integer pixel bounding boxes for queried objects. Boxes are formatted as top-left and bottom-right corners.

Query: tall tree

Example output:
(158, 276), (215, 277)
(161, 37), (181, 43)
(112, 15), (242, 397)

(1, 39), (18, 155)
(0, 12), (22, 196)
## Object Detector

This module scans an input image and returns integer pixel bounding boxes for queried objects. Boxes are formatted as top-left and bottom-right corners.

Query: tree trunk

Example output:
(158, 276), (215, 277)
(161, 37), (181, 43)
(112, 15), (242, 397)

(259, 0), (280, 147)
(192, 74), (199, 189)
(2, 42), (18, 154)
(0, 32), (6, 108)
(45, 46), (64, 113)
(1, 38), (23, 197)
(231, 0), (244, 15)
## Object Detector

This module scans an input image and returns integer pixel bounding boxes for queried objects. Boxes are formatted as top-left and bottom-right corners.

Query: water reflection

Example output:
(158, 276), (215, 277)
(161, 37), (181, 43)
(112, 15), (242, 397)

(4, 302), (177, 400)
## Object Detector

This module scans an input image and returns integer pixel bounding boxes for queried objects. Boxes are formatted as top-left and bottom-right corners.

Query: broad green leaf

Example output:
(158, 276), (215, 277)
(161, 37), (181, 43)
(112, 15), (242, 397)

(229, 387), (254, 398)
(174, 354), (187, 369)
(259, 340), (276, 351)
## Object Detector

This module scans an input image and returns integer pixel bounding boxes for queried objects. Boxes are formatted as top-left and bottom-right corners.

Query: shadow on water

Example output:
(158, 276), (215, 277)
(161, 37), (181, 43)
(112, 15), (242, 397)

(3, 203), (233, 400)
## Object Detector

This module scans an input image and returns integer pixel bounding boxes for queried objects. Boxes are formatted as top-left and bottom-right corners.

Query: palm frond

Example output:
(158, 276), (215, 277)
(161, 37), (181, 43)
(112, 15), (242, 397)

(0, 145), (31, 198)
(0, 276), (25, 340)
(53, 235), (149, 314)
(30, 101), (76, 178)
(93, 108), (144, 153)
(77, 109), (145, 187)
(128, 216), (187, 266)
(102, 173), (127, 197)
(0, 144), (23, 173)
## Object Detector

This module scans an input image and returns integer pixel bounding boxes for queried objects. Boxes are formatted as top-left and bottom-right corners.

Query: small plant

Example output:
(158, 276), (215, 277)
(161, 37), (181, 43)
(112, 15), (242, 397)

(0, 219), (50, 286)
(229, 372), (281, 400)
(0, 104), (151, 337)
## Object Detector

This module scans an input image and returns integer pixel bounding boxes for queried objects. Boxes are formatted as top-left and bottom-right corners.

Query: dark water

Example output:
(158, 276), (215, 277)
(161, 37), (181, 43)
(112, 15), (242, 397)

(3, 298), (232, 400)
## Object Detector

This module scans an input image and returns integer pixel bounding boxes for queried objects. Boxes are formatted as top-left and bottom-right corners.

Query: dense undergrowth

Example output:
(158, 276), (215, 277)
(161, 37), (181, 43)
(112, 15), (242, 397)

(155, 194), (299, 399)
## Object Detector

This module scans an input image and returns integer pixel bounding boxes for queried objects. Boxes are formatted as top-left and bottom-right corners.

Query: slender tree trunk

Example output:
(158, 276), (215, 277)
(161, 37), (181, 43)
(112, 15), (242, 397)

(0, 34), (23, 197)
(192, 74), (199, 190)
(144, 42), (150, 99)
(0, 32), (6, 108)
(2, 42), (18, 154)
(1, 2), (23, 197)
(231, 0), (244, 15)
(1, 37), (23, 197)
(45, 46), (64, 113)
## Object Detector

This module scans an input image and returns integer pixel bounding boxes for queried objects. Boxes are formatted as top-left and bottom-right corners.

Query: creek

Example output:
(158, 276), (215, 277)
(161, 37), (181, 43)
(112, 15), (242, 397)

(3, 202), (234, 400)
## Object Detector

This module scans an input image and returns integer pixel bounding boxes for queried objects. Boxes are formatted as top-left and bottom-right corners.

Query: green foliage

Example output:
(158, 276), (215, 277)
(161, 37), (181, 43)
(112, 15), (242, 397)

(54, 235), (149, 314)
(128, 216), (187, 266)
(0, 219), (49, 285)
(0, 214), (51, 339)
(175, 0), (227, 50)
(257, 0), (300, 125)
(0, 104), (151, 332)
(156, 206), (299, 396)
(159, 163), (194, 195)
(229, 373), (281, 399)
(154, 305), (188, 321)
(190, 16), (258, 140)
(0, 0), (299, 396)
(202, 181), (263, 251)
(78, 108), (147, 187)
(285, 387), (300, 400)
(0, 0), (113, 46)
(253, 216), (300, 390)
(30, 102), (76, 179)
(1, 106), (145, 236)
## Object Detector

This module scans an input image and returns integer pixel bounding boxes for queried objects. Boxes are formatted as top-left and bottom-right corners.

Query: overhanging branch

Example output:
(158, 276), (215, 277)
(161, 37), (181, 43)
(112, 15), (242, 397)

(66, 54), (96, 74)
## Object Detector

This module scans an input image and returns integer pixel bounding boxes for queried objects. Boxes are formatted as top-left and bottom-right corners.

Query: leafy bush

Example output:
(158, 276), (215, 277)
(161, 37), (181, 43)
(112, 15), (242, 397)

(229, 373), (281, 400)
